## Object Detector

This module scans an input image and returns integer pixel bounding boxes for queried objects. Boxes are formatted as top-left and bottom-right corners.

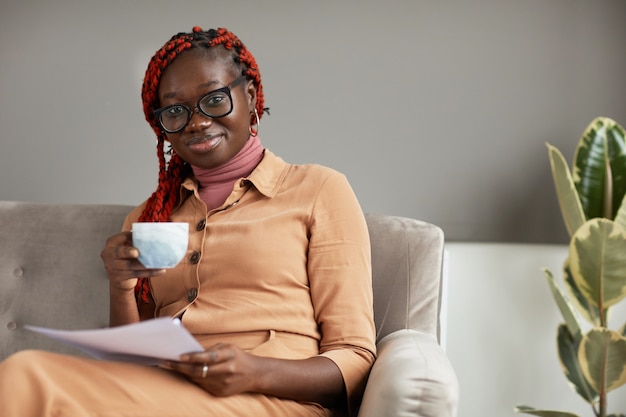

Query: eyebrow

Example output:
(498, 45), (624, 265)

(161, 80), (223, 101)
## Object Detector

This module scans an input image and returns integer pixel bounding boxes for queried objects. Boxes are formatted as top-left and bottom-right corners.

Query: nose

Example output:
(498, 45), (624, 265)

(186, 107), (213, 131)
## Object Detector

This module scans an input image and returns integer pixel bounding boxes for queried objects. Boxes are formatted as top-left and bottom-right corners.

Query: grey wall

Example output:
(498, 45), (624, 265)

(1, 0), (625, 243)
(3, 3), (626, 416)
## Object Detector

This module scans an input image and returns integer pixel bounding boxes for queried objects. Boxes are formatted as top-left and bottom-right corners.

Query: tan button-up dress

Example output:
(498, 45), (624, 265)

(0, 150), (376, 417)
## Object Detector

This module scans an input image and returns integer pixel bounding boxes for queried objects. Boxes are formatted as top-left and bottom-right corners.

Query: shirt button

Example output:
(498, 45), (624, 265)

(187, 288), (198, 302)
(13, 267), (23, 278)
(196, 219), (206, 232)
(189, 251), (201, 264)
(7, 321), (18, 330)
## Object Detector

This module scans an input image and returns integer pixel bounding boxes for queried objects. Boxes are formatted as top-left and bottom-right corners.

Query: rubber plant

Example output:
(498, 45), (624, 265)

(516, 117), (626, 417)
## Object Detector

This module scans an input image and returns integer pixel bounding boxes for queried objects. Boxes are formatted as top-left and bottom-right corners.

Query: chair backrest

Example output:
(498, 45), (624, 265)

(0, 202), (445, 361)
(365, 213), (445, 343)
(0, 202), (132, 360)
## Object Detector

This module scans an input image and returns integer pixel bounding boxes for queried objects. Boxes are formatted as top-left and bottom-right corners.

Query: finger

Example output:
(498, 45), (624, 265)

(108, 264), (166, 278)
(180, 345), (234, 365)
(103, 231), (133, 248)
(114, 245), (140, 260)
(101, 232), (136, 262)
(104, 252), (165, 275)
(116, 230), (133, 243)
(108, 267), (165, 279)
(165, 361), (209, 378)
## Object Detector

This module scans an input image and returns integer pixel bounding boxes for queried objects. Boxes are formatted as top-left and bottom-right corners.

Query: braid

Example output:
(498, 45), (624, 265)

(135, 26), (267, 302)
(207, 27), (267, 122)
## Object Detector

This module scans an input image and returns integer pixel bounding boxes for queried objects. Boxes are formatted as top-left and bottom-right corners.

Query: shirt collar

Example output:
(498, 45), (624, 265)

(180, 149), (290, 199)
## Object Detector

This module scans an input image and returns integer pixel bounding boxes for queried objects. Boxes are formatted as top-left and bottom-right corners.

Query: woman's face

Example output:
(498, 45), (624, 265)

(157, 51), (256, 169)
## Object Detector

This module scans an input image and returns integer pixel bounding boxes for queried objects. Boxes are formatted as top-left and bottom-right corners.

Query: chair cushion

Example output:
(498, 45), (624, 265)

(365, 214), (444, 342)
(358, 329), (459, 417)
(0, 202), (132, 360)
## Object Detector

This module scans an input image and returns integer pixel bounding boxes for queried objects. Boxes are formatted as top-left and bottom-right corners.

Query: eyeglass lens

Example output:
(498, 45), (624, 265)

(158, 88), (233, 133)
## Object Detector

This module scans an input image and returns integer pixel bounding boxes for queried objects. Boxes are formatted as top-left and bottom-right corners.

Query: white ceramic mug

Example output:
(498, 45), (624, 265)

(131, 222), (189, 268)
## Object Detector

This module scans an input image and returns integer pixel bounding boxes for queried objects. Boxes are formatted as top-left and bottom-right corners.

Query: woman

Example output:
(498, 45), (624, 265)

(0, 26), (375, 417)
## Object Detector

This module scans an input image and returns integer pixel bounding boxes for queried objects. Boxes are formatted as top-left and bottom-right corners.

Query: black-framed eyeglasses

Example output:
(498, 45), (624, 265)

(153, 75), (248, 133)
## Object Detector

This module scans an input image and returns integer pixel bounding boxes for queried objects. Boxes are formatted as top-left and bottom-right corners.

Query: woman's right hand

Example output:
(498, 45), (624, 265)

(100, 231), (166, 292)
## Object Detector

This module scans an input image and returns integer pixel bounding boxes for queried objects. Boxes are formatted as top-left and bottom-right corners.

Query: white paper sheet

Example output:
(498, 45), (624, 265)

(25, 317), (204, 365)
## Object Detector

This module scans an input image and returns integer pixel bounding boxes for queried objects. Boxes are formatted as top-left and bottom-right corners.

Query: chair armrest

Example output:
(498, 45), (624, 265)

(358, 329), (459, 417)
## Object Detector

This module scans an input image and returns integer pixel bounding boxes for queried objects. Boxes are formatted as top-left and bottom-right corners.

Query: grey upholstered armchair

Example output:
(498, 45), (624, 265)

(0, 202), (458, 417)
(360, 213), (458, 417)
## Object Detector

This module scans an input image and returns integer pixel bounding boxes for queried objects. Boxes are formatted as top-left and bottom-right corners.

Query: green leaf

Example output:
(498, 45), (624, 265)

(547, 143), (586, 237)
(614, 193), (626, 232)
(556, 324), (598, 403)
(569, 218), (626, 309)
(563, 261), (602, 326)
(573, 117), (626, 220)
(543, 268), (582, 339)
(605, 118), (626, 218)
(514, 405), (580, 417)
(578, 328), (626, 393)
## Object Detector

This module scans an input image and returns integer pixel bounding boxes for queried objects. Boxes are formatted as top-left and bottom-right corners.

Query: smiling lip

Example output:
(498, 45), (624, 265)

(186, 134), (223, 152)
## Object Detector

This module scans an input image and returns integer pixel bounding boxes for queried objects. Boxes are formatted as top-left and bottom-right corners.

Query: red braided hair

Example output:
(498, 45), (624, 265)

(135, 27), (267, 302)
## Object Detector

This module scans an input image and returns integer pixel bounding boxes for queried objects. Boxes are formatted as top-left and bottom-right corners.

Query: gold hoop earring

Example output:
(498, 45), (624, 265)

(249, 109), (260, 137)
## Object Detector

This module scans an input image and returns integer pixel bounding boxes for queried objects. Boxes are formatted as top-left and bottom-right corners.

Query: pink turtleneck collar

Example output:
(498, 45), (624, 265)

(191, 135), (264, 211)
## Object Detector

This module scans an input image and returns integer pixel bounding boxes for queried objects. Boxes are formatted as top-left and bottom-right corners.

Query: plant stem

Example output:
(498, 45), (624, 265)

(599, 341), (608, 417)
(599, 388), (606, 417)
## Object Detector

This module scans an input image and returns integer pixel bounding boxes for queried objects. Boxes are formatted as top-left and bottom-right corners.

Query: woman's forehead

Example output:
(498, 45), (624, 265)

(158, 53), (237, 100)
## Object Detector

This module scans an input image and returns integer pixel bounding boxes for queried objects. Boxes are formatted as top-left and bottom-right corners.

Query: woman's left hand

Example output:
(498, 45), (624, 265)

(164, 343), (260, 397)
(165, 343), (345, 407)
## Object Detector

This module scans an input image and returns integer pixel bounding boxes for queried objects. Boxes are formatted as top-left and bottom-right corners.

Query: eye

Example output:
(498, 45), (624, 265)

(200, 92), (229, 108)
(164, 105), (187, 119)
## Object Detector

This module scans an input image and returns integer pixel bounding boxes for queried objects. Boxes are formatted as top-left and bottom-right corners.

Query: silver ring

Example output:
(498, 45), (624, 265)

(201, 364), (208, 378)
